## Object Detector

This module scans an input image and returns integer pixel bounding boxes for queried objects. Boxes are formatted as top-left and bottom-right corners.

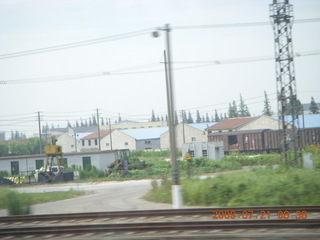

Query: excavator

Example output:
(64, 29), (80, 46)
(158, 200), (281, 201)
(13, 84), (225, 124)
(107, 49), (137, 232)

(36, 136), (73, 183)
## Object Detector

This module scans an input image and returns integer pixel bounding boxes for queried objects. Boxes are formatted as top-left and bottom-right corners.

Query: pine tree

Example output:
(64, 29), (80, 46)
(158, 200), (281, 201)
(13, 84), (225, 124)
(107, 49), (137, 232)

(262, 91), (273, 116)
(228, 101), (239, 118)
(187, 111), (194, 123)
(151, 109), (156, 122)
(118, 113), (122, 123)
(76, 120), (80, 128)
(285, 99), (303, 115)
(196, 110), (202, 123)
(181, 110), (187, 123)
(92, 114), (97, 126)
(309, 96), (319, 114)
(214, 109), (220, 122)
(238, 94), (250, 117)
(205, 113), (210, 122)
(101, 117), (105, 126)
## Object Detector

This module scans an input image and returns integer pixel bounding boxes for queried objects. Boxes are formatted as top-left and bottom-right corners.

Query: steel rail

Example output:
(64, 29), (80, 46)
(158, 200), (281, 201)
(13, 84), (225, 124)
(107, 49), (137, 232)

(0, 205), (318, 223)
(0, 219), (319, 237)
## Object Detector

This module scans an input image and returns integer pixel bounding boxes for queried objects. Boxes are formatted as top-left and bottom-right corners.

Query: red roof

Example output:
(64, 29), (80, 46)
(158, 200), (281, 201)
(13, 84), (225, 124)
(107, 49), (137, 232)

(207, 117), (258, 131)
(81, 129), (114, 140)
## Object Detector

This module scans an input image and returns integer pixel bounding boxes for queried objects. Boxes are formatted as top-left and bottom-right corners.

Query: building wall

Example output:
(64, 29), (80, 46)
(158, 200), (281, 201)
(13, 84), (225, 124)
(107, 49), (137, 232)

(161, 124), (207, 150)
(100, 130), (136, 151)
(239, 115), (280, 131)
(0, 150), (128, 176)
(136, 139), (160, 150)
(56, 133), (81, 153)
(182, 142), (224, 161)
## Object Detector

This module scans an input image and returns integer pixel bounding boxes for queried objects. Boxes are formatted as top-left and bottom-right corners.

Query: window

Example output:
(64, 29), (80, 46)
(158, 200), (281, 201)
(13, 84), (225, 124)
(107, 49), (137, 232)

(95, 139), (98, 145)
(189, 151), (195, 157)
(88, 140), (91, 146)
(106, 143), (109, 146)
(35, 159), (44, 170)
(82, 140), (85, 146)
(11, 161), (19, 175)
(191, 137), (196, 141)
(71, 144), (74, 148)
(125, 142), (129, 145)
(145, 140), (151, 144)
(202, 150), (207, 157)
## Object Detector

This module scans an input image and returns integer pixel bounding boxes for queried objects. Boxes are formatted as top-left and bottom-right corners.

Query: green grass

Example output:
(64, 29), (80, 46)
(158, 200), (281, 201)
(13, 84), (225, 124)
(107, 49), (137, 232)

(0, 188), (85, 212)
(144, 167), (320, 207)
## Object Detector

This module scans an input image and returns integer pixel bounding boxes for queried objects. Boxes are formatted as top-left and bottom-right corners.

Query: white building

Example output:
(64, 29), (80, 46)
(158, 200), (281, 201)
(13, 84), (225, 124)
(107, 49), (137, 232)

(0, 150), (129, 176)
(182, 142), (224, 161)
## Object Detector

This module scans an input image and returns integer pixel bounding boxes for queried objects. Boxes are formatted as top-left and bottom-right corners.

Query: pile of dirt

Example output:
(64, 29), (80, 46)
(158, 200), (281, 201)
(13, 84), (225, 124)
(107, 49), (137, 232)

(0, 176), (15, 185)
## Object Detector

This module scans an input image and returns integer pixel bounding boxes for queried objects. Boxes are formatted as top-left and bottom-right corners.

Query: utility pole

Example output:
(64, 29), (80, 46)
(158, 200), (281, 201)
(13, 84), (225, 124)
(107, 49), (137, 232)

(270, 0), (300, 165)
(109, 118), (113, 150)
(96, 108), (101, 151)
(37, 111), (43, 154)
(153, 24), (183, 208)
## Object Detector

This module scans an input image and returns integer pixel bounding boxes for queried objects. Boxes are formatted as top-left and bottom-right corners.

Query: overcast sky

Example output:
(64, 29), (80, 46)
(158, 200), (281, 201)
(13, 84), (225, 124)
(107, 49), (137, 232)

(0, 0), (319, 138)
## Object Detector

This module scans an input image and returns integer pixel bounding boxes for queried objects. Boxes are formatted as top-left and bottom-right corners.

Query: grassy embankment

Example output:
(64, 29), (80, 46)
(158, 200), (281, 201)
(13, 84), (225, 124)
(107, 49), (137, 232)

(144, 148), (320, 206)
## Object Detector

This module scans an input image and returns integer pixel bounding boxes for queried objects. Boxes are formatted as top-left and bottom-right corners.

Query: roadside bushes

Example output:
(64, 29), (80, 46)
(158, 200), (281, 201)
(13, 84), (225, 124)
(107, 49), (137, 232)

(144, 167), (320, 207)
(0, 188), (32, 215)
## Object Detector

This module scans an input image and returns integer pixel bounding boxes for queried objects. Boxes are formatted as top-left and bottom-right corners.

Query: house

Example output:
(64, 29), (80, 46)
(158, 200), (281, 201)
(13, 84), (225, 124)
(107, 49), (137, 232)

(182, 142), (224, 160)
(120, 127), (168, 150)
(80, 129), (136, 151)
(0, 149), (129, 176)
(160, 123), (216, 150)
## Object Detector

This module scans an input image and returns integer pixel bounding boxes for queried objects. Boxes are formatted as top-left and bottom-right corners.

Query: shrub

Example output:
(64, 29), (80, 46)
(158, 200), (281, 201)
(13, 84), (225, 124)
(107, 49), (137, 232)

(5, 190), (32, 215)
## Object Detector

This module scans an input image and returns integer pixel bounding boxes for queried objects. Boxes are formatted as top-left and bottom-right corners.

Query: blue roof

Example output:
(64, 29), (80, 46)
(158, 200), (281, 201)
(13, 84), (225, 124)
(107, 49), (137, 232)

(272, 114), (320, 128)
(120, 127), (168, 140)
(188, 122), (217, 131)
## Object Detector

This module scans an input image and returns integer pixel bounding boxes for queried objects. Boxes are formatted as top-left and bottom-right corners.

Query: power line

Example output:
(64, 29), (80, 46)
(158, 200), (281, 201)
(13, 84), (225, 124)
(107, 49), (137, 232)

(0, 28), (154, 60)
(0, 18), (318, 60)
(1, 50), (319, 85)
(174, 18), (320, 30)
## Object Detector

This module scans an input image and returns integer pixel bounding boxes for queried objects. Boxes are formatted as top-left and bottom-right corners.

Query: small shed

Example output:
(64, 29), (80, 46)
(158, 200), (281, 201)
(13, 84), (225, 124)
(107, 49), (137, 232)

(182, 142), (224, 161)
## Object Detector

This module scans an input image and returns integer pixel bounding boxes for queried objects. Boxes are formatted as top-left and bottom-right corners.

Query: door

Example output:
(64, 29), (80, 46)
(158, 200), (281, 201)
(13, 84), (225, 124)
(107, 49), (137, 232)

(82, 157), (91, 170)
(11, 161), (19, 175)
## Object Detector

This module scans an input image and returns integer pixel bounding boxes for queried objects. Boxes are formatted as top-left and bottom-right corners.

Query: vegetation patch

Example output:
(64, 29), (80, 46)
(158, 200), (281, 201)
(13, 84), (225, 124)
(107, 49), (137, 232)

(0, 188), (84, 214)
(144, 167), (320, 207)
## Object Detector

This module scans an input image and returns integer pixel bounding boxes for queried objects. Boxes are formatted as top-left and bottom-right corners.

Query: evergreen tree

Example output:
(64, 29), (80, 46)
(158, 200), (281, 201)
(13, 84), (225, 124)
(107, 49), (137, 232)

(205, 113), (210, 122)
(92, 114), (97, 126)
(161, 115), (164, 122)
(187, 111), (194, 123)
(67, 121), (72, 128)
(80, 118), (84, 127)
(101, 117), (105, 126)
(156, 115), (160, 121)
(118, 113), (122, 123)
(196, 110), (202, 123)
(181, 110), (187, 123)
(76, 120), (80, 128)
(151, 109), (156, 122)
(228, 101), (239, 118)
(220, 113), (223, 121)
(214, 109), (220, 122)
(262, 91), (273, 116)
(309, 96), (319, 114)
(89, 117), (93, 126)
(285, 98), (303, 115)
(84, 119), (88, 127)
(224, 113), (228, 119)
(238, 94), (250, 117)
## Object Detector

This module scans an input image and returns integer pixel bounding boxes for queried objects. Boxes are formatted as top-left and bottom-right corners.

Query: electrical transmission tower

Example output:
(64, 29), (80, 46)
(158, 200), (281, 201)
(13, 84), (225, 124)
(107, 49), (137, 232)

(270, 0), (300, 165)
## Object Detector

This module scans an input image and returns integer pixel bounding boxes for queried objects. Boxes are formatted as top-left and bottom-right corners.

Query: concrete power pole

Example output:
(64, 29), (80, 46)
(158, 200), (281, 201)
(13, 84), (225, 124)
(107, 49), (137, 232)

(270, 0), (300, 165)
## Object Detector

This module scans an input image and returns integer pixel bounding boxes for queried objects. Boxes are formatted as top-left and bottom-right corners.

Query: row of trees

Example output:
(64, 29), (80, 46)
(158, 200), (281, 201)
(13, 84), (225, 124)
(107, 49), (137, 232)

(35, 95), (319, 134)
(0, 138), (47, 157)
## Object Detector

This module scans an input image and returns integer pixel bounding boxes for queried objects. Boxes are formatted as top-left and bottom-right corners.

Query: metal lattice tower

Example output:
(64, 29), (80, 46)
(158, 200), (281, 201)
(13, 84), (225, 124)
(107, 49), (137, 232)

(270, 0), (300, 165)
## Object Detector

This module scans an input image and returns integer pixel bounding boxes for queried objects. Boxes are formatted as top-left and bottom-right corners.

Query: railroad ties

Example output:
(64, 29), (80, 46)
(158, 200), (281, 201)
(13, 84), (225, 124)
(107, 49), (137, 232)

(0, 206), (319, 239)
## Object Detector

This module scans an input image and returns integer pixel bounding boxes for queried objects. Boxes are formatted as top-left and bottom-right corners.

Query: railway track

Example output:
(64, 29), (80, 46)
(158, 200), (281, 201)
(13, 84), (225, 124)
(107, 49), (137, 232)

(0, 206), (319, 239)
